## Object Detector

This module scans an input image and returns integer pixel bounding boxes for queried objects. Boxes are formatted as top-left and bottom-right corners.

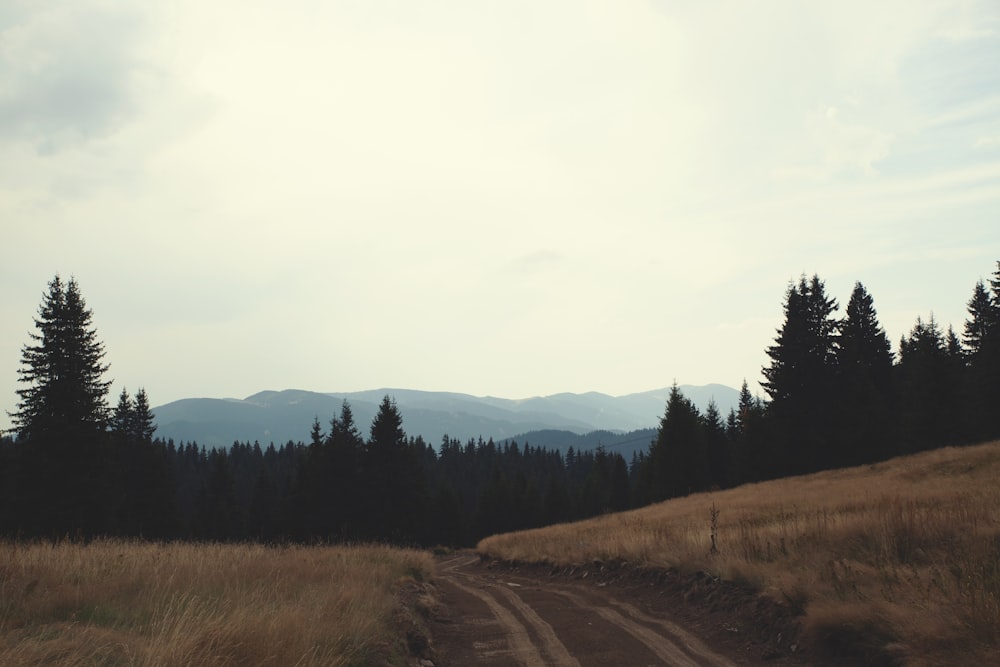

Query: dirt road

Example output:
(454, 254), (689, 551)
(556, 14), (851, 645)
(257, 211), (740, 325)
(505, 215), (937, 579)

(428, 553), (795, 667)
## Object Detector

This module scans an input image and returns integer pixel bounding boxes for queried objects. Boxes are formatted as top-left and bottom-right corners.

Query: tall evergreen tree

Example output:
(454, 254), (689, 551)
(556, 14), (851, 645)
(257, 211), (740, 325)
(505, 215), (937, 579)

(963, 279), (996, 357)
(330, 400), (363, 449)
(761, 275), (840, 474)
(963, 265), (1000, 441)
(729, 379), (769, 483)
(326, 400), (364, 539)
(896, 315), (962, 452)
(836, 282), (896, 464)
(106, 387), (171, 538)
(111, 388), (135, 440)
(9, 276), (113, 536)
(364, 396), (425, 542)
(648, 384), (707, 500)
(10, 276), (112, 439)
(701, 400), (730, 488)
(132, 388), (156, 444)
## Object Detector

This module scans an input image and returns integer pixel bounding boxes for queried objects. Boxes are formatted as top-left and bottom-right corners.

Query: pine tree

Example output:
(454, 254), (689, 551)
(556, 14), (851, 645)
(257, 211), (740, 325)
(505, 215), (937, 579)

(762, 275), (840, 401)
(309, 417), (325, 448)
(729, 379), (769, 483)
(368, 395), (406, 455)
(836, 282), (896, 464)
(108, 387), (171, 537)
(364, 395), (424, 542)
(701, 400), (729, 488)
(112, 388), (135, 440)
(325, 400), (364, 539)
(761, 275), (839, 474)
(11, 276), (112, 440)
(9, 276), (113, 536)
(132, 388), (156, 444)
(896, 315), (961, 452)
(839, 282), (894, 375)
(963, 279), (996, 356)
(964, 264), (1000, 442)
(330, 400), (363, 449)
(648, 384), (707, 500)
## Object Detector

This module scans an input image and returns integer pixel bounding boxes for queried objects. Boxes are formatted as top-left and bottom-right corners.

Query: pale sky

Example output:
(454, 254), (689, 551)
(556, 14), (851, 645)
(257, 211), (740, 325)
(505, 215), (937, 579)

(2, 1), (999, 430)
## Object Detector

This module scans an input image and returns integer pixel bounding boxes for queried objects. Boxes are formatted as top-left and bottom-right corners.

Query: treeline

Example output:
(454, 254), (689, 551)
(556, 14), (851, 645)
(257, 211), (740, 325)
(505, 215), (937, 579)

(632, 263), (1000, 502)
(0, 394), (631, 544)
(3, 264), (999, 544)
(0, 275), (631, 544)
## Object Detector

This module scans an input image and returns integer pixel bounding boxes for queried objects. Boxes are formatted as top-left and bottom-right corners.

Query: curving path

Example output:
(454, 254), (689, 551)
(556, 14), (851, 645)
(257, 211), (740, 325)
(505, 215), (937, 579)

(430, 554), (738, 667)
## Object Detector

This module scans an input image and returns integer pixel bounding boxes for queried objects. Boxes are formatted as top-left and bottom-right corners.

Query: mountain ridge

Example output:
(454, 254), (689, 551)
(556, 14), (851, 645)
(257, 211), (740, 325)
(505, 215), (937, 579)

(152, 384), (741, 449)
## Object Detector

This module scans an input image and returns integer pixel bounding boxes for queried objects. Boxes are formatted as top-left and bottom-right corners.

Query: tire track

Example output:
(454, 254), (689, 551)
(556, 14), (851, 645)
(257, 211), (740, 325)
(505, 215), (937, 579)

(433, 554), (739, 667)
(609, 598), (733, 666)
(490, 583), (580, 666)
(552, 588), (734, 667)
(438, 555), (579, 666)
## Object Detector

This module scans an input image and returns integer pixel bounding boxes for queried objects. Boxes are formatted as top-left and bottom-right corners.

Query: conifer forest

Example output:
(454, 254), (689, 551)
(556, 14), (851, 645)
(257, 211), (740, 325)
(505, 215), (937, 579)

(2, 265), (999, 546)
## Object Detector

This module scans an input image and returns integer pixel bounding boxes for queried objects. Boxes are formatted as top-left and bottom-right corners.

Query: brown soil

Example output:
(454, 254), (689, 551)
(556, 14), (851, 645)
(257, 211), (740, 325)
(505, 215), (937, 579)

(421, 552), (828, 667)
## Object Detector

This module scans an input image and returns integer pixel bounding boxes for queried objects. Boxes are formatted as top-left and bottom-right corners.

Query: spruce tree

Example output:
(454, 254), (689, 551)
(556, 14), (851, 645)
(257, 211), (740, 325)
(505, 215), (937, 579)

(112, 388), (135, 440)
(896, 316), (961, 452)
(132, 388), (156, 444)
(364, 396), (424, 542)
(729, 379), (769, 483)
(964, 265), (1000, 441)
(648, 384), (707, 500)
(9, 276), (113, 536)
(836, 282), (895, 464)
(761, 276), (839, 401)
(702, 399), (730, 488)
(761, 275), (839, 474)
(963, 279), (996, 357)
(11, 276), (112, 440)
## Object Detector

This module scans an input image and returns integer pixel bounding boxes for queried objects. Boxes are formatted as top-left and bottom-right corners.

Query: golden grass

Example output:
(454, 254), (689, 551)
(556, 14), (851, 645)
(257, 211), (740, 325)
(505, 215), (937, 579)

(478, 440), (1000, 666)
(0, 540), (434, 666)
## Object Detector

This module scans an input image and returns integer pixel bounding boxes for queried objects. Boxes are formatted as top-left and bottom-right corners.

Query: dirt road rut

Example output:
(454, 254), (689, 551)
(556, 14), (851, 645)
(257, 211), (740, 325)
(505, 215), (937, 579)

(430, 554), (738, 667)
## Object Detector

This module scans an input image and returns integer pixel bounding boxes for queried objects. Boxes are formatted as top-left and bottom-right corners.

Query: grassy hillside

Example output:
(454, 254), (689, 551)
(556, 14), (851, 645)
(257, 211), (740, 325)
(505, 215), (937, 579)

(0, 541), (434, 666)
(478, 440), (1000, 666)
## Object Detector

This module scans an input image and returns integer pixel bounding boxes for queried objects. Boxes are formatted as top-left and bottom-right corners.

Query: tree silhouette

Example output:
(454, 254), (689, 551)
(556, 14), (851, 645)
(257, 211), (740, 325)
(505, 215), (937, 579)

(964, 266), (1000, 442)
(11, 276), (111, 439)
(364, 396), (425, 541)
(836, 282), (895, 464)
(648, 384), (707, 499)
(9, 276), (113, 536)
(896, 316), (962, 452)
(762, 275), (839, 474)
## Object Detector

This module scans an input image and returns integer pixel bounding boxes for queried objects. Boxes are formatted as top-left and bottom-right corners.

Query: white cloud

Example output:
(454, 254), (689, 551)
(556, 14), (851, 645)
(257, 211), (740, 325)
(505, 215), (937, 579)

(2, 0), (1000, 427)
(0, 3), (151, 151)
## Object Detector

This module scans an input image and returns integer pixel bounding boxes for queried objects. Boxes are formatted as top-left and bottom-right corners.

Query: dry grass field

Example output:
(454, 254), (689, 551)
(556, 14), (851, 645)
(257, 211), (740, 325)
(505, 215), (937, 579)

(0, 540), (434, 666)
(479, 440), (1000, 666)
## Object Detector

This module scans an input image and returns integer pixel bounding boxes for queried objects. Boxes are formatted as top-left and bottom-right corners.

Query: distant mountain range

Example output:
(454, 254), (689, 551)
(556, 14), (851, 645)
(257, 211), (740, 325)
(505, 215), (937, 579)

(151, 384), (740, 451)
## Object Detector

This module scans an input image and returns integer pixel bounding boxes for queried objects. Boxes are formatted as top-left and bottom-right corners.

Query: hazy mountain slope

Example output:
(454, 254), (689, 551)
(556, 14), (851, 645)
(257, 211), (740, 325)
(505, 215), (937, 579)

(496, 428), (659, 461)
(152, 385), (739, 449)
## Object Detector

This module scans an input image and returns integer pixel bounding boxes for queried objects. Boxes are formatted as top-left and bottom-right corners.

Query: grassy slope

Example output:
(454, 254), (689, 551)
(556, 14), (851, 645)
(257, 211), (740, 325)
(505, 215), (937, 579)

(0, 541), (434, 666)
(478, 440), (1000, 666)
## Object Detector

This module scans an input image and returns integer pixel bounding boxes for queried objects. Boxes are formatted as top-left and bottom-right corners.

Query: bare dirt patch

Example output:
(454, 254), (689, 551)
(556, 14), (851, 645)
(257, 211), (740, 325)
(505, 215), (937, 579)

(426, 552), (823, 667)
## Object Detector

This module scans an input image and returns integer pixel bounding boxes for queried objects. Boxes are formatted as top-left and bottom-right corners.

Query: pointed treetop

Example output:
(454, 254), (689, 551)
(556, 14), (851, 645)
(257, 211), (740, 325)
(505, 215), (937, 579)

(11, 275), (112, 439)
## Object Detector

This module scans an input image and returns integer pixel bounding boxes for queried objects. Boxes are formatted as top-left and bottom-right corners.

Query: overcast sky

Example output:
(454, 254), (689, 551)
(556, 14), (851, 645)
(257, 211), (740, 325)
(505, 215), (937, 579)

(2, 1), (999, 428)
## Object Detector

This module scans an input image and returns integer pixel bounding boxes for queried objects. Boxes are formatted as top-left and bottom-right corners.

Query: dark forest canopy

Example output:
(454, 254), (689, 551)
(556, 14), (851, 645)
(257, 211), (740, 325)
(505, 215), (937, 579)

(3, 264), (1000, 544)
